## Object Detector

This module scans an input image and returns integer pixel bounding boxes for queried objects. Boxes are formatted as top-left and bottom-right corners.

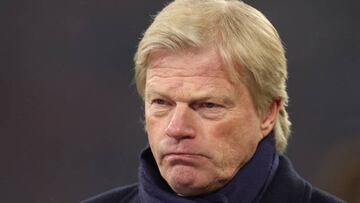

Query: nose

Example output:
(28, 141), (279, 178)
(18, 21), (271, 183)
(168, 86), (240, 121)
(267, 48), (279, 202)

(165, 103), (196, 140)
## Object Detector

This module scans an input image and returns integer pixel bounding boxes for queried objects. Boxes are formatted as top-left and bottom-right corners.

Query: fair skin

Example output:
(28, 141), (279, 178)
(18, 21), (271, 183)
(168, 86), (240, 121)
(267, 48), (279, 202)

(144, 48), (279, 196)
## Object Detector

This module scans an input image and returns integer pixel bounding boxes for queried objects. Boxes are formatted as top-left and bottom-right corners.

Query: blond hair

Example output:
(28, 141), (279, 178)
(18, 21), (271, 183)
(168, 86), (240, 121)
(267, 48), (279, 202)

(134, 0), (291, 153)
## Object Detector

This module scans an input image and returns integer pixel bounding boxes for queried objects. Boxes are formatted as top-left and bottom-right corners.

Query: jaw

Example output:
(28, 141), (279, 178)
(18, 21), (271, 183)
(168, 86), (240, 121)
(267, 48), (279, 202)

(160, 164), (230, 196)
(165, 165), (200, 196)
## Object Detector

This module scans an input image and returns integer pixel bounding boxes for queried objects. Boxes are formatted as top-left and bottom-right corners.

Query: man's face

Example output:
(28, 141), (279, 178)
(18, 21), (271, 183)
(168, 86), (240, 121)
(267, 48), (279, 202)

(144, 48), (268, 196)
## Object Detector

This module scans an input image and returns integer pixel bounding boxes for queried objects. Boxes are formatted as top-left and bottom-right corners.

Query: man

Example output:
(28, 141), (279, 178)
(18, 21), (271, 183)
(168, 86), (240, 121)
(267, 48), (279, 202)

(83, 0), (343, 202)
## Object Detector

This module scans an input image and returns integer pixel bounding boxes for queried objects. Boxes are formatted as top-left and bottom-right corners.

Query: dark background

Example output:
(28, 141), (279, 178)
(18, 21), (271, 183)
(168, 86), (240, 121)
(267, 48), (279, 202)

(1, 0), (359, 202)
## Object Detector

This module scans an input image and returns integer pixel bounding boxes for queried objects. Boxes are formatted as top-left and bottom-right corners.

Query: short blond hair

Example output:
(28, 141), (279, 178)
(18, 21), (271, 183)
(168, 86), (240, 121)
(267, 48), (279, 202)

(134, 0), (291, 153)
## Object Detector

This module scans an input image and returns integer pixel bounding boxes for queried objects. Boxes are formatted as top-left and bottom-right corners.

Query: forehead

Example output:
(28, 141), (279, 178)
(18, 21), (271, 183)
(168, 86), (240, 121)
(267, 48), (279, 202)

(144, 48), (244, 102)
(147, 48), (231, 79)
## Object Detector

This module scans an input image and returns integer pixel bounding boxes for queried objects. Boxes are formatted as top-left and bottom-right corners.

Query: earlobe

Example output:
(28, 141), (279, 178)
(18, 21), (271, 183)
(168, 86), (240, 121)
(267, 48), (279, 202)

(260, 98), (281, 137)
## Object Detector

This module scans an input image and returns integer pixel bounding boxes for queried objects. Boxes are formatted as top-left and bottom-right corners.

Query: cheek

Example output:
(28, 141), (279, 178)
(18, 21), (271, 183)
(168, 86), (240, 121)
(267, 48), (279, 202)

(145, 115), (164, 165)
(146, 115), (160, 143)
(209, 117), (251, 144)
(207, 116), (261, 165)
(145, 113), (170, 152)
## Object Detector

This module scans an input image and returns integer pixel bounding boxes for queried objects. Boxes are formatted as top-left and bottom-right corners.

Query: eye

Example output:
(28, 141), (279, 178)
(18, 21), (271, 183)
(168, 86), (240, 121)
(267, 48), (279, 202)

(199, 102), (219, 109)
(195, 101), (225, 120)
(152, 98), (167, 105)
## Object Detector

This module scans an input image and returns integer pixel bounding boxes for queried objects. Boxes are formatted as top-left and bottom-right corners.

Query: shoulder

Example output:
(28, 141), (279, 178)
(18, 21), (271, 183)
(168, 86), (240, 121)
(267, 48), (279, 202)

(260, 155), (344, 203)
(310, 187), (345, 203)
(81, 183), (139, 203)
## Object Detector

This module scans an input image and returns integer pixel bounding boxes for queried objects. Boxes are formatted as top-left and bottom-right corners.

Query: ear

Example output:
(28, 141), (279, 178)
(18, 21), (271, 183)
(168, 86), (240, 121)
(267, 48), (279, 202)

(260, 98), (281, 137)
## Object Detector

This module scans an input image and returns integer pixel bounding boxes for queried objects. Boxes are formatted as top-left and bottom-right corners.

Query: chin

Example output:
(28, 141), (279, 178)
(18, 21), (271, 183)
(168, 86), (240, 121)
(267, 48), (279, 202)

(163, 166), (208, 196)
(163, 165), (217, 197)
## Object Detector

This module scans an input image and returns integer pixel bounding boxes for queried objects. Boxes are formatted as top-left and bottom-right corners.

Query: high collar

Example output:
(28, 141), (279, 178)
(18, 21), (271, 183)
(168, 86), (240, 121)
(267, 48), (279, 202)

(138, 134), (279, 203)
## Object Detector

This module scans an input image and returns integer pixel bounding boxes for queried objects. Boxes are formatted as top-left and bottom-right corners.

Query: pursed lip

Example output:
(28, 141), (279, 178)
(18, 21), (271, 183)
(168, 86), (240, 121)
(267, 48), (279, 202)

(162, 152), (209, 160)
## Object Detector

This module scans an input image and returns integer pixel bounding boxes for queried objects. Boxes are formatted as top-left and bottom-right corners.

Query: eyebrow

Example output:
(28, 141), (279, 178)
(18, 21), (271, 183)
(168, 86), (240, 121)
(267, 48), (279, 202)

(145, 88), (235, 106)
(144, 90), (168, 101)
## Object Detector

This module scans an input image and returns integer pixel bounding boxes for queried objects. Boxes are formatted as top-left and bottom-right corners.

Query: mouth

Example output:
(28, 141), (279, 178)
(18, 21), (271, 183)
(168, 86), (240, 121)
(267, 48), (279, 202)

(162, 152), (209, 165)
(163, 152), (207, 157)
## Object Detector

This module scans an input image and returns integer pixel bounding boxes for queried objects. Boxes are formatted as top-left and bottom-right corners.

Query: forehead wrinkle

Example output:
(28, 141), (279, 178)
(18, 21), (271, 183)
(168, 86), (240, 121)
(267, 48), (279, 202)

(145, 75), (236, 103)
(146, 62), (230, 88)
(148, 52), (227, 79)
(147, 66), (226, 80)
(146, 73), (228, 83)
(146, 73), (232, 91)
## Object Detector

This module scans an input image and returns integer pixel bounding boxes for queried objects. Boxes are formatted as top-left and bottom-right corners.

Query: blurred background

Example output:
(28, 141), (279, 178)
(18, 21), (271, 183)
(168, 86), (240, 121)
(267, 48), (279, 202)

(1, 0), (359, 202)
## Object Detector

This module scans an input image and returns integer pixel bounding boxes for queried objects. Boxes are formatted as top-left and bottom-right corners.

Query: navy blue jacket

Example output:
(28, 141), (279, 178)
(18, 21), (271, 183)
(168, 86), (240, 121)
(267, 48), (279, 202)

(82, 135), (344, 203)
(82, 156), (343, 203)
